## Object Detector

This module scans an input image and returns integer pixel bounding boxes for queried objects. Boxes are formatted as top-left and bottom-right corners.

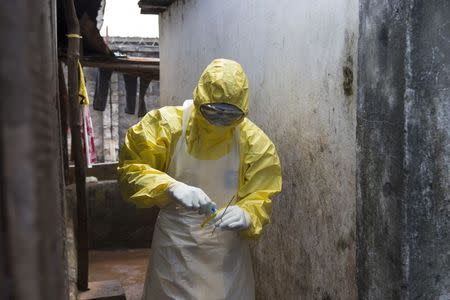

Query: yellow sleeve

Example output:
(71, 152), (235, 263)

(236, 120), (282, 239)
(117, 106), (182, 208)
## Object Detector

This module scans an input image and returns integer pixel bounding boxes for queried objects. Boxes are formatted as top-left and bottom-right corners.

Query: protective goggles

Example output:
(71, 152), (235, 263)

(199, 103), (245, 126)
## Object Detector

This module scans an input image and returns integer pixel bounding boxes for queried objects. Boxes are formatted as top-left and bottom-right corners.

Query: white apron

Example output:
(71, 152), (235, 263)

(142, 100), (254, 300)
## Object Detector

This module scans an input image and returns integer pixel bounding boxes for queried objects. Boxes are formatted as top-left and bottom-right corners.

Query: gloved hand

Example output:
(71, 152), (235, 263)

(212, 206), (251, 231)
(167, 182), (216, 214)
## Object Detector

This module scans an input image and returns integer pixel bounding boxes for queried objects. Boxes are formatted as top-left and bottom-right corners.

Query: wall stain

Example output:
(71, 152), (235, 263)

(343, 57), (354, 96)
(343, 30), (356, 98)
(336, 236), (350, 253)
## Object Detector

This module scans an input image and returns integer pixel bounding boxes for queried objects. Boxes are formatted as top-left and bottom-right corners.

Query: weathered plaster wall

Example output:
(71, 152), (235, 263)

(0, 0), (67, 299)
(358, 1), (450, 298)
(160, 1), (358, 298)
(357, 2), (408, 298)
(407, 2), (450, 297)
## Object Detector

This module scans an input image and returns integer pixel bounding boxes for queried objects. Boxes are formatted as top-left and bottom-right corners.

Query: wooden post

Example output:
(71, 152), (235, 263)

(58, 62), (70, 183)
(62, 0), (89, 291)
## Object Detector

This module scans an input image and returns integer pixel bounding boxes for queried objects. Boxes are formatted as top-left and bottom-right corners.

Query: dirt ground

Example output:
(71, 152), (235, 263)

(88, 249), (150, 300)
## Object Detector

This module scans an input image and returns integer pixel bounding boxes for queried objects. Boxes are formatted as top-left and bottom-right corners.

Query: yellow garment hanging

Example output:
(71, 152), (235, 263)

(78, 62), (89, 105)
(118, 59), (282, 239)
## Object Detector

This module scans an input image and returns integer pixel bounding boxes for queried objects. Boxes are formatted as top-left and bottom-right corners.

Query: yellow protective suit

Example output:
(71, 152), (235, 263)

(118, 59), (282, 238)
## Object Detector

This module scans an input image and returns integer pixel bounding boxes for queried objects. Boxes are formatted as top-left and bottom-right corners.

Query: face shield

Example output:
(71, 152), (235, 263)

(199, 102), (245, 126)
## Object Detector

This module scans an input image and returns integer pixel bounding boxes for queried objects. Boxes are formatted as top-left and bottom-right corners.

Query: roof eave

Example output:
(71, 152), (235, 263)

(138, 0), (177, 14)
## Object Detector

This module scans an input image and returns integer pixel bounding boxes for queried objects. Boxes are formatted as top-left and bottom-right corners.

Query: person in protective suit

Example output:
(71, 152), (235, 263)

(118, 58), (282, 300)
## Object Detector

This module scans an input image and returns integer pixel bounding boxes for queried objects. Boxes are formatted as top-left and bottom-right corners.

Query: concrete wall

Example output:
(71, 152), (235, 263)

(66, 181), (158, 250)
(159, 1), (358, 299)
(87, 181), (157, 249)
(358, 1), (450, 299)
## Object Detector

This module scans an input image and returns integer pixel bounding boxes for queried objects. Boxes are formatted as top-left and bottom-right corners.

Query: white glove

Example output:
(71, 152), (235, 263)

(212, 206), (251, 231)
(167, 182), (216, 214)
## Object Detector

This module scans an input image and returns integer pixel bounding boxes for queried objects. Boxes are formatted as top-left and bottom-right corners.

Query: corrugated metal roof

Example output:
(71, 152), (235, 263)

(138, 0), (177, 14)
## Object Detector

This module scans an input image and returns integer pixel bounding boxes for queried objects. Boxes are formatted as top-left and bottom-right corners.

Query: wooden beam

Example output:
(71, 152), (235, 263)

(79, 280), (126, 300)
(138, 0), (177, 14)
(140, 6), (167, 14)
(81, 60), (159, 73)
(138, 0), (174, 8)
(58, 62), (70, 183)
(80, 58), (160, 81)
(62, 0), (89, 292)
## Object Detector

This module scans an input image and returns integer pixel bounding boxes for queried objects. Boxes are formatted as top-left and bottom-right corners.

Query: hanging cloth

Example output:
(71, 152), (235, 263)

(123, 74), (137, 114)
(78, 62), (96, 167)
(93, 68), (112, 111)
(138, 77), (150, 117)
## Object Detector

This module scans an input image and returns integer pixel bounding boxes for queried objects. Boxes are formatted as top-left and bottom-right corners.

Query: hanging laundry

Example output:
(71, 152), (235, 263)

(78, 62), (97, 167)
(138, 77), (151, 117)
(82, 106), (97, 167)
(123, 74), (137, 114)
(93, 68), (112, 111)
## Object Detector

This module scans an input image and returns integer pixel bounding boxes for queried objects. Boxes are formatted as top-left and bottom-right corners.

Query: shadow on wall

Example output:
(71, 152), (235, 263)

(86, 180), (158, 249)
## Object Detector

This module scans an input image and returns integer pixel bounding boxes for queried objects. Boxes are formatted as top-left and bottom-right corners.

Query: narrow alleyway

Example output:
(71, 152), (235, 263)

(1, 1), (449, 300)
